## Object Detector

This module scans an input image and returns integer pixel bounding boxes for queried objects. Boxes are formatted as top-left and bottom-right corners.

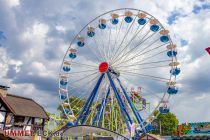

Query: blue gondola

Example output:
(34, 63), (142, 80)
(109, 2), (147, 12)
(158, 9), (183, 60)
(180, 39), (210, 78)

(159, 107), (170, 114)
(99, 23), (106, 29)
(77, 41), (85, 47)
(111, 18), (118, 25)
(60, 79), (67, 86)
(138, 18), (146, 25)
(87, 31), (95, 37)
(125, 16), (133, 23)
(60, 95), (67, 100)
(170, 68), (181, 76)
(167, 50), (177, 57)
(150, 24), (159, 32)
(69, 53), (77, 59)
(160, 35), (169, 43)
(64, 108), (70, 114)
(167, 87), (178, 94)
(63, 66), (71, 72)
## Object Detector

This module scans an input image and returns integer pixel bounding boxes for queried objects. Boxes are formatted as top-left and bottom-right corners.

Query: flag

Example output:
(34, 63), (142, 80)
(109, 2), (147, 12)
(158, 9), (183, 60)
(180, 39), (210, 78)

(206, 47), (210, 55)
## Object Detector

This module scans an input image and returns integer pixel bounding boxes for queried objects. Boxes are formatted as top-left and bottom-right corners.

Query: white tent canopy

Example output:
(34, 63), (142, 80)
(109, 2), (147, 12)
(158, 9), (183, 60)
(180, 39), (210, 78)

(62, 125), (129, 139)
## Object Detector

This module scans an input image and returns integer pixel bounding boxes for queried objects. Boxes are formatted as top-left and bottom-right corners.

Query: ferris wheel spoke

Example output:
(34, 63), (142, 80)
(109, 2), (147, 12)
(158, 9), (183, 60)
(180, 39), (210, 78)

(115, 59), (171, 69)
(116, 35), (163, 68)
(130, 42), (169, 62)
(112, 27), (162, 66)
(68, 75), (99, 95)
(69, 75), (99, 95)
(111, 27), (153, 65)
(98, 28), (109, 61)
(110, 17), (152, 65)
(84, 45), (104, 63)
(112, 37), (161, 67)
(67, 69), (98, 75)
(138, 50), (168, 63)
(92, 37), (107, 62)
(106, 25), (112, 62)
(109, 17), (125, 62)
(118, 65), (170, 72)
(67, 72), (98, 79)
(110, 15), (138, 63)
(86, 33), (106, 62)
(114, 47), (168, 69)
(121, 71), (170, 82)
(69, 72), (98, 85)
(70, 61), (97, 68)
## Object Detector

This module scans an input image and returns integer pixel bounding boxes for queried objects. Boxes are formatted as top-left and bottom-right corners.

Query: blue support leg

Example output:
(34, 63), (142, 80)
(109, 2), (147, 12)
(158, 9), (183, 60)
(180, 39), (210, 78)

(107, 72), (139, 139)
(75, 74), (105, 125)
(117, 78), (147, 133)
(97, 88), (110, 126)
(95, 87), (110, 126)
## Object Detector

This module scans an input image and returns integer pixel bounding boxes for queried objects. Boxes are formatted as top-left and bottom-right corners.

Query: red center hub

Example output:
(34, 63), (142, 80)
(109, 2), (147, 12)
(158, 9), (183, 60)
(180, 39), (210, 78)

(99, 62), (109, 73)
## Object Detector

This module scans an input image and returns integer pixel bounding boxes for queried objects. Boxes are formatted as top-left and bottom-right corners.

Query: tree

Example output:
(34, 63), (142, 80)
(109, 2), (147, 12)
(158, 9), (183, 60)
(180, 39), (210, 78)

(152, 111), (179, 136)
(57, 96), (126, 133)
(57, 97), (86, 120)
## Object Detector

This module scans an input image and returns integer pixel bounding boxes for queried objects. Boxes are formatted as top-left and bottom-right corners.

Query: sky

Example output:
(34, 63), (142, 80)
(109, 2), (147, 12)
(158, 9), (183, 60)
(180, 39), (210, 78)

(0, 0), (210, 124)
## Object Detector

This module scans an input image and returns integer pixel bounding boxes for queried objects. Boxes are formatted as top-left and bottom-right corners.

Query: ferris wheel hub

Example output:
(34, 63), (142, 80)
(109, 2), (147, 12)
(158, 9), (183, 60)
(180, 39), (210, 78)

(99, 62), (109, 73)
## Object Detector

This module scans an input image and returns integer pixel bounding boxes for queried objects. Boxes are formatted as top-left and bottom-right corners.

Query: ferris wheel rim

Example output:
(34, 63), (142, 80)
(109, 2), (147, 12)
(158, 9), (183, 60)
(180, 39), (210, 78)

(59, 8), (168, 70)
(58, 8), (179, 134)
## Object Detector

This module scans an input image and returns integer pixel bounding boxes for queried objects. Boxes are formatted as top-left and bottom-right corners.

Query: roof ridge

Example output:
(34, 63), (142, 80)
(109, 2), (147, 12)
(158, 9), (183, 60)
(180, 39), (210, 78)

(0, 93), (16, 114)
(6, 93), (33, 100)
(0, 93), (49, 119)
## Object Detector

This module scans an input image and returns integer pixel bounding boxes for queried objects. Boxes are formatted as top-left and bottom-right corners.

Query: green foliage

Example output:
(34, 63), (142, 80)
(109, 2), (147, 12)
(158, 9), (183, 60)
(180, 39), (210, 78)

(182, 123), (191, 135)
(57, 96), (126, 133)
(57, 97), (86, 117)
(152, 110), (179, 136)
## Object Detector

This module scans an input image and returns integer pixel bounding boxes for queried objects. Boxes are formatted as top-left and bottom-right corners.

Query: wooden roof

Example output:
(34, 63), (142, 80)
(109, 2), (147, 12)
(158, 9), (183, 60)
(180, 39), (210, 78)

(0, 90), (49, 119)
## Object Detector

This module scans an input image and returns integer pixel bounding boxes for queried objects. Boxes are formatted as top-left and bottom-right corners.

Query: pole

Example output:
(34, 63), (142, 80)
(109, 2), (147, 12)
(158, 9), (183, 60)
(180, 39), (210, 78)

(75, 74), (105, 125)
(159, 120), (162, 135)
(117, 78), (147, 133)
(107, 72), (137, 140)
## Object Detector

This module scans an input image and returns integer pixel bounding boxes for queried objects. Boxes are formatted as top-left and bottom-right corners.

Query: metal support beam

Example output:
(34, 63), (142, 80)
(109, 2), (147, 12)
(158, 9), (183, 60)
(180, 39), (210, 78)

(117, 78), (147, 133)
(107, 72), (138, 139)
(92, 87), (110, 126)
(97, 87), (110, 126)
(75, 74), (105, 125)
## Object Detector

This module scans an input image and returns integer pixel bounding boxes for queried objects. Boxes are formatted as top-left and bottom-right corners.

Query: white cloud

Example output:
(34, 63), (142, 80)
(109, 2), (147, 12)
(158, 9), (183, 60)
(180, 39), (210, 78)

(1, 0), (210, 123)
(55, 25), (66, 33)
(22, 22), (49, 41)
(195, 93), (206, 100)
(6, 0), (20, 7)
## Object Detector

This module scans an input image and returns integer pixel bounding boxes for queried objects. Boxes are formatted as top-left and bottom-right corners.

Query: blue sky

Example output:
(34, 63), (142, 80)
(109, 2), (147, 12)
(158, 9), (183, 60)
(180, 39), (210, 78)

(0, 0), (210, 123)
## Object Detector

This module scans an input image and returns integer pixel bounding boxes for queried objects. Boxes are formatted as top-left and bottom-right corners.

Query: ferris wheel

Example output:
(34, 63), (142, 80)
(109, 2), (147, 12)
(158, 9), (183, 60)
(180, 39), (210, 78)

(58, 8), (180, 139)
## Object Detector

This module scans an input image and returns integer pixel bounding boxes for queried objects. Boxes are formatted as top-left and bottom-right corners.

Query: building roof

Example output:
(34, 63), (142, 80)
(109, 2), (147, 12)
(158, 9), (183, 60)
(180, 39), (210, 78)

(139, 133), (162, 140)
(0, 90), (49, 119)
